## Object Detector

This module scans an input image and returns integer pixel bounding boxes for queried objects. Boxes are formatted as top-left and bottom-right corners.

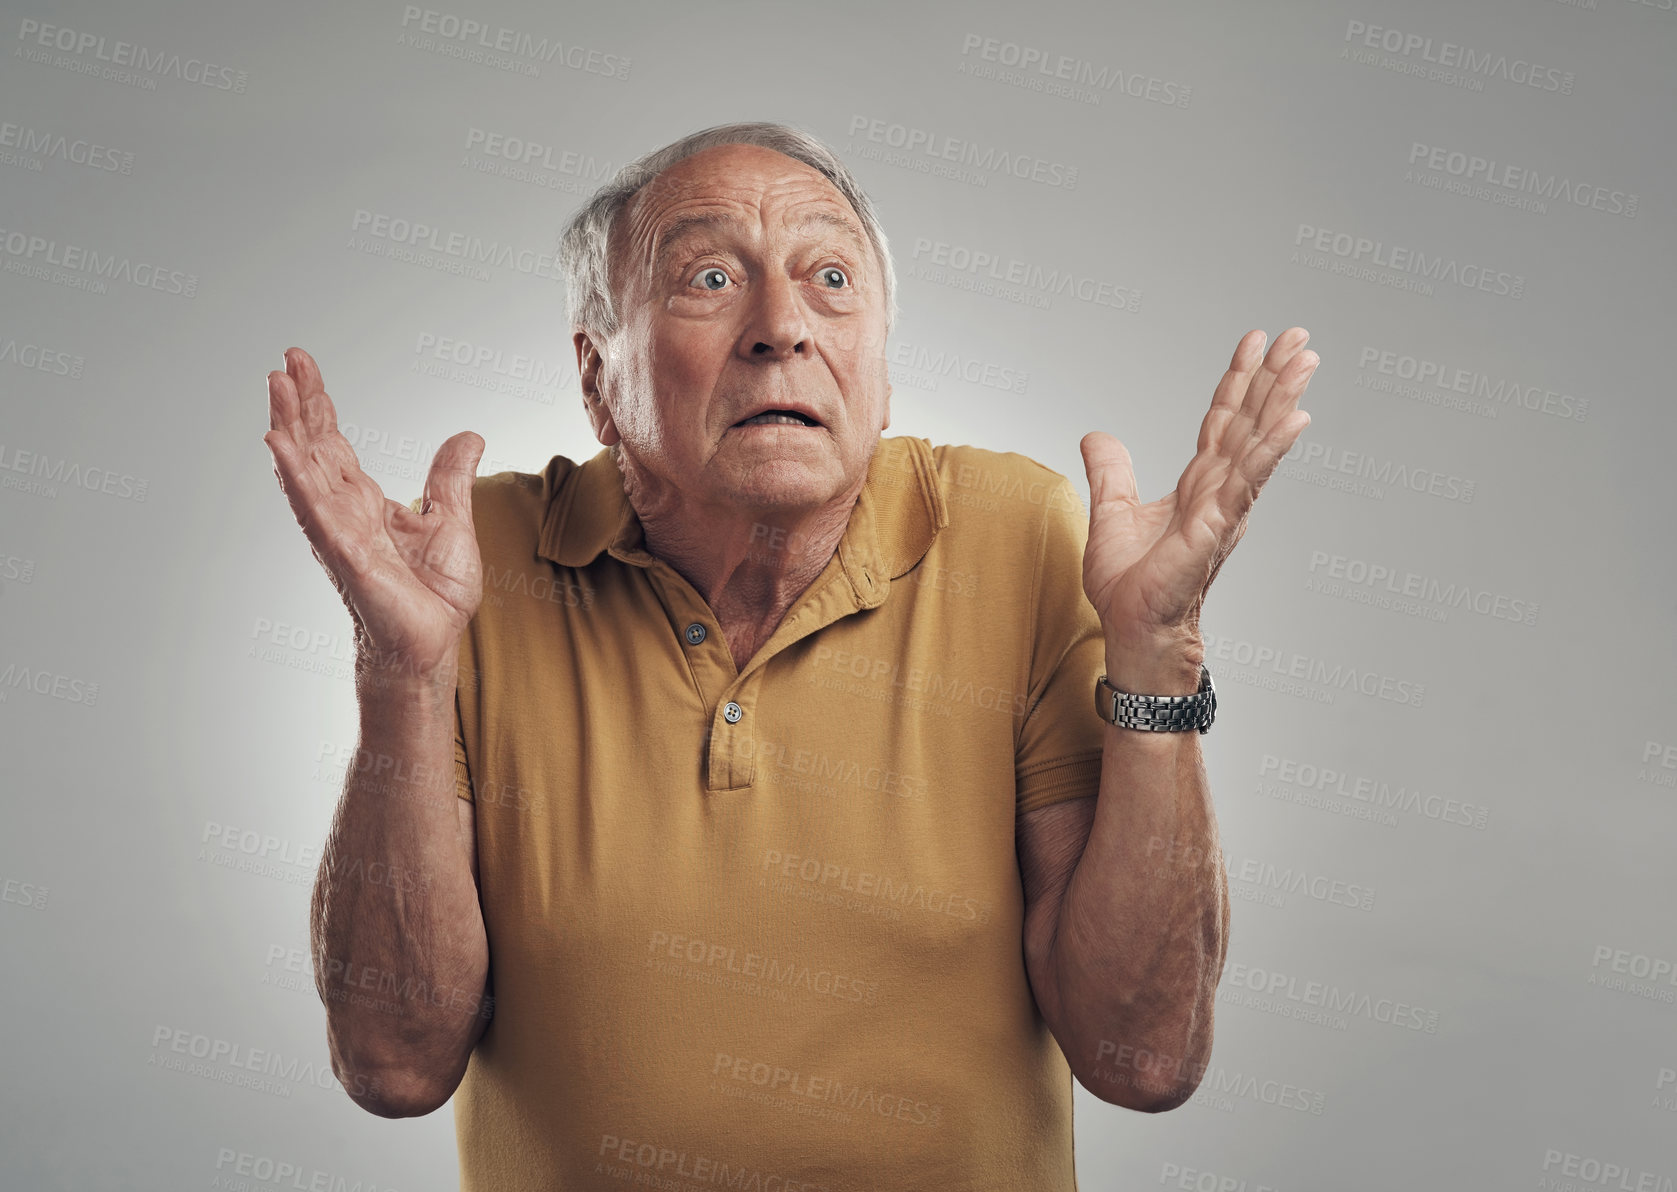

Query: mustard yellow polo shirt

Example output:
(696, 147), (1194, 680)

(417, 434), (1109, 1191)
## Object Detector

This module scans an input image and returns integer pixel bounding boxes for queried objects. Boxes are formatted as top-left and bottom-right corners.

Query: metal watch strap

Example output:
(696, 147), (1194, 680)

(1094, 663), (1216, 734)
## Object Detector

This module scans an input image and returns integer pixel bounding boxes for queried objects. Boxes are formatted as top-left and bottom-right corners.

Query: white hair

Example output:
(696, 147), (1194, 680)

(557, 121), (898, 340)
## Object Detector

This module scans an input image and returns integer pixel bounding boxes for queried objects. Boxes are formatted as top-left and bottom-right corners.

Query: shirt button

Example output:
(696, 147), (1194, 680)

(722, 701), (743, 724)
(684, 623), (707, 645)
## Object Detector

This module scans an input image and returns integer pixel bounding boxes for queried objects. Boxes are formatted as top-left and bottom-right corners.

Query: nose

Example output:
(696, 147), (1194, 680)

(738, 270), (809, 359)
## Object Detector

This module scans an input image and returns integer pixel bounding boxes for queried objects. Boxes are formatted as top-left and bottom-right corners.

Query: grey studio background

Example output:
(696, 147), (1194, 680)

(1, 0), (1673, 1188)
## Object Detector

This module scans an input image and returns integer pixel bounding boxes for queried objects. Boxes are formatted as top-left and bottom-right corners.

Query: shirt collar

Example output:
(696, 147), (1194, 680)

(538, 436), (947, 601)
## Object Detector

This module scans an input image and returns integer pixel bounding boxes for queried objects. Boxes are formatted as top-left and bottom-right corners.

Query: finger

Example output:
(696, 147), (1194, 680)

(267, 370), (288, 434)
(1239, 327), (1311, 424)
(1079, 430), (1140, 513)
(285, 346), (337, 441)
(268, 366), (303, 442)
(421, 431), (486, 520)
(1218, 408), (1312, 519)
(1199, 330), (1267, 456)
(264, 426), (348, 550)
(1252, 348), (1319, 437)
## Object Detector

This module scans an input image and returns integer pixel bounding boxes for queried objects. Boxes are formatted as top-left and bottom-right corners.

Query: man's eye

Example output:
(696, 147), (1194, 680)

(819, 267), (850, 289)
(692, 267), (731, 291)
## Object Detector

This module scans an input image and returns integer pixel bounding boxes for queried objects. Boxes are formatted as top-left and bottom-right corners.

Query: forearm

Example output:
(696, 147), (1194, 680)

(1051, 634), (1229, 1110)
(309, 650), (490, 1116)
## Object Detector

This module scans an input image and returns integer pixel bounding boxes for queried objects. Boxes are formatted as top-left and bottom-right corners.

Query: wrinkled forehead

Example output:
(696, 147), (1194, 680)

(613, 146), (868, 273)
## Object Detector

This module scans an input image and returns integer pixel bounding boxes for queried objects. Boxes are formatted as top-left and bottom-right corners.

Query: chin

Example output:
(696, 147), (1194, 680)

(726, 460), (842, 510)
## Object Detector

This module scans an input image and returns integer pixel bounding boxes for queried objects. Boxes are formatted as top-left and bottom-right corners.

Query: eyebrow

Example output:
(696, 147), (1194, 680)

(651, 209), (869, 276)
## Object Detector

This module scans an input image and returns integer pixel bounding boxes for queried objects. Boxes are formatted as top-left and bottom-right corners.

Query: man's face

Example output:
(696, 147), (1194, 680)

(577, 142), (892, 515)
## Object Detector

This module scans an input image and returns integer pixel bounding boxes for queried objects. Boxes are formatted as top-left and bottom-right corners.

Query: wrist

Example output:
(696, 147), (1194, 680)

(354, 645), (462, 703)
(1102, 627), (1205, 695)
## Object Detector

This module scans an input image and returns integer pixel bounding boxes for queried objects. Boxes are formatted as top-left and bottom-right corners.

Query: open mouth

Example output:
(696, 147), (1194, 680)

(734, 409), (820, 428)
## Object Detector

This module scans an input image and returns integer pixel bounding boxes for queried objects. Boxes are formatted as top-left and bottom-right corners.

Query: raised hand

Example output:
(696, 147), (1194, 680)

(1079, 327), (1317, 654)
(264, 346), (486, 677)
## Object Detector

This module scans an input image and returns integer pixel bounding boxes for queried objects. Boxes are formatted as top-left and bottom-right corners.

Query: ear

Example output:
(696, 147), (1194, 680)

(881, 378), (892, 433)
(574, 329), (621, 447)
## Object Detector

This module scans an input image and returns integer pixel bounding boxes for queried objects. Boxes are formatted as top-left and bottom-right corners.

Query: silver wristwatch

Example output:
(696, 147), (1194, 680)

(1094, 664), (1216, 734)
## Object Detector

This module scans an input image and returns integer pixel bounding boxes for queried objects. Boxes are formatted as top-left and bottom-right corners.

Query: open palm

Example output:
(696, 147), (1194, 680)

(265, 346), (485, 670)
(1080, 328), (1317, 642)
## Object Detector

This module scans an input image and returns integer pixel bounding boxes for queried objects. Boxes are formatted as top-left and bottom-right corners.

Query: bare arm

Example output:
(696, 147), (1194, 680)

(1024, 329), (1316, 1110)
(1020, 645), (1226, 1113)
(265, 346), (490, 1117)
(309, 665), (491, 1117)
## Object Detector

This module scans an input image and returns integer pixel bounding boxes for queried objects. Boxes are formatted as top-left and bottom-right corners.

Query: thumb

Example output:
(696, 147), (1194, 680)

(423, 431), (485, 519)
(1079, 430), (1139, 513)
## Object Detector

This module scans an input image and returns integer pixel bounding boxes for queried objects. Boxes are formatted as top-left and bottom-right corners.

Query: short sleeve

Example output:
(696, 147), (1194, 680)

(410, 495), (477, 804)
(1014, 477), (1107, 815)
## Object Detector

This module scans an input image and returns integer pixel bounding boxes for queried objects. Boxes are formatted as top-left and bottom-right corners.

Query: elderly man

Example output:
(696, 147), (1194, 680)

(264, 121), (1316, 1190)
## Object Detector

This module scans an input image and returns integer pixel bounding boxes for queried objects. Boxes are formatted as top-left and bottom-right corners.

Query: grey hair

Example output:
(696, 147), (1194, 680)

(557, 121), (898, 341)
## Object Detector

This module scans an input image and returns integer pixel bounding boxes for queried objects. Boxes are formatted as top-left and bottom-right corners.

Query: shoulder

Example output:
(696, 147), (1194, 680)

(926, 442), (1084, 512)
(885, 437), (1086, 542)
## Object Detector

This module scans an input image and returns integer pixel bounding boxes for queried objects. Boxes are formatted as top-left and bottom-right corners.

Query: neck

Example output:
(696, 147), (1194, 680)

(614, 449), (863, 655)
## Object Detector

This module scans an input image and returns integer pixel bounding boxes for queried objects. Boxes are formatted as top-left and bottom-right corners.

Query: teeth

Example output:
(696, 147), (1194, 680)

(741, 412), (812, 426)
